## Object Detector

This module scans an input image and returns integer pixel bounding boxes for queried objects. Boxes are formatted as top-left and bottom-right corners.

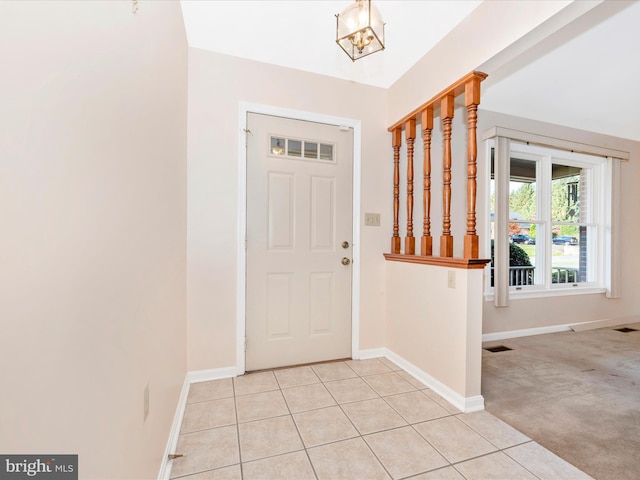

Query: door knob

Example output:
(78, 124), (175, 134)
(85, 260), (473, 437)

(341, 257), (351, 266)
(341, 241), (350, 249)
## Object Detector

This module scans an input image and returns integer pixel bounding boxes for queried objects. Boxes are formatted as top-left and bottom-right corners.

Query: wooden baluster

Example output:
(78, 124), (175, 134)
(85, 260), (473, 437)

(391, 127), (402, 254)
(464, 77), (481, 259)
(421, 107), (433, 256)
(440, 94), (455, 257)
(404, 119), (416, 255)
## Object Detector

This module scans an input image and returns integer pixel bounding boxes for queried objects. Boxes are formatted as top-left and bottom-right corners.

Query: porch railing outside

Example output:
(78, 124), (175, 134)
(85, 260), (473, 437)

(491, 266), (580, 286)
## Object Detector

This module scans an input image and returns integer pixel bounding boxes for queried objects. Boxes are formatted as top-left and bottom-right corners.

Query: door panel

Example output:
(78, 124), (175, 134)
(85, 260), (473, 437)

(246, 113), (353, 371)
(266, 273), (292, 338)
(267, 172), (294, 250)
(310, 176), (335, 250)
(309, 272), (333, 334)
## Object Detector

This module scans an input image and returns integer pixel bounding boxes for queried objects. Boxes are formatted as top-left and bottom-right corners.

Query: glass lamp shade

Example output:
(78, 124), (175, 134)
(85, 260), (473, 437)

(336, 0), (385, 61)
(271, 139), (284, 155)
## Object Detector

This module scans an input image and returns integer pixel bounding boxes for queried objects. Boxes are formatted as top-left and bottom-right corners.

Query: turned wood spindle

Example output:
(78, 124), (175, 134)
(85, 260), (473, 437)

(391, 128), (402, 254)
(404, 119), (416, 255)
(464, 77), (481, 259)
(440, 94), (455, 257)
(385, 71), (488, 261)
(421, 107), (433, 256)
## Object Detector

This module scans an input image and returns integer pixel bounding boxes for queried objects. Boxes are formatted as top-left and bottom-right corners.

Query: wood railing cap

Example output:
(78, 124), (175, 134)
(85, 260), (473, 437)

(388, 71), (488, 132)
(384, 253), (491, 269)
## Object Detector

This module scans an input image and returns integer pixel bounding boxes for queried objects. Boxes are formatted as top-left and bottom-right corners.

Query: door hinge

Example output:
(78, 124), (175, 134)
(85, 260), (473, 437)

(243, 128), (252, 146)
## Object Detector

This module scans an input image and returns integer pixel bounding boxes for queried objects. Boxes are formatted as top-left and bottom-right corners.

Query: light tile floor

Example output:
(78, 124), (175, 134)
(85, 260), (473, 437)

(169, 358), (593, 480)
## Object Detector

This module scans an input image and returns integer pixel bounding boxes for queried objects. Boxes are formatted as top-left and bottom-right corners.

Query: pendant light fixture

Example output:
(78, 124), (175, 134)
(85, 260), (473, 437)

(336, 0), (385, 61)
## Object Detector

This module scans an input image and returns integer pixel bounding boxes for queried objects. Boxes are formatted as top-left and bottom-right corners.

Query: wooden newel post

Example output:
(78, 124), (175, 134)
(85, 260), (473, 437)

(464, 77), (481, 259)
(404, 118), (416, 255)
(421, 107), (433, 256)
(440, 94), (455, 257)
(391, 127), (402, 254)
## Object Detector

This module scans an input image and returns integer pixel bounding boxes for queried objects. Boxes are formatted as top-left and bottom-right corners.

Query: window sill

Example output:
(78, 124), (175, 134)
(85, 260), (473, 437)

(484, 286), (607, 302)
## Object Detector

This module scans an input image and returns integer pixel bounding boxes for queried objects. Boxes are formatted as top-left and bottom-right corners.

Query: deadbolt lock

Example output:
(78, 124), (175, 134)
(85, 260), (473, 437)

(341, 241), (350, 249)
(341, 257), (351, 266)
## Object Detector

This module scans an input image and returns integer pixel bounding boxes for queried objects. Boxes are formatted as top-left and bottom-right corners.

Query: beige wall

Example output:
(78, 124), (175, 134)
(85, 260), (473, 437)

(477, 110), (640, 334)
(3, 0), (638, 475)
(187, 49), (389, 371)
(0, 2), (188, 478)
(386, 263), (484, 401)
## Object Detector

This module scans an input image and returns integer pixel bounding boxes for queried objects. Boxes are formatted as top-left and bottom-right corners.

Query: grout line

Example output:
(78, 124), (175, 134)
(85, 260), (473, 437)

(359, 432), (395, 479)
(184, 395), (235, 405)
(500, 441), (545, 480)
(175, 360), (587, 480)
(275, 373), (320, 480)
(179, 421), (239, 436)
(170, 464), (242, 480)
(231, 377), (244, 479)
(319, 370), (394, 480)
(408, 423), (453, 468)
(450, 463), (471, 480)
(397, 465), (466, 480)
(240, 448), (309, 467)
(236, 412), (292, 425)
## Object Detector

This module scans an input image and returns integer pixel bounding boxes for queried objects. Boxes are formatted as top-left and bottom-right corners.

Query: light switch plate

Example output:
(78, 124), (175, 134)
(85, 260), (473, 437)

(448, 270), (456, 288)
(364, 213), (380, 226)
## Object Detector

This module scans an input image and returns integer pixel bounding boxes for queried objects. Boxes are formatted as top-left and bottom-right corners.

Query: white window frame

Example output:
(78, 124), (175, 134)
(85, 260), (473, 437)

(483, 127), (626, 306)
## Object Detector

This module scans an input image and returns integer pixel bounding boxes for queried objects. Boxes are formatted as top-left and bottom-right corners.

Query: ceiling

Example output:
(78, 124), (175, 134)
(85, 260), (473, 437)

(180, 0), (482, 89)
(480, 0), (640, 142)
(180, 0), (640, 142)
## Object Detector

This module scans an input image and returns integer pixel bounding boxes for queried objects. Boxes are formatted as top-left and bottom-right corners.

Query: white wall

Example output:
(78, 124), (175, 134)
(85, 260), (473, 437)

(187, 49), (389, 371)
(0, 2), (188, 478)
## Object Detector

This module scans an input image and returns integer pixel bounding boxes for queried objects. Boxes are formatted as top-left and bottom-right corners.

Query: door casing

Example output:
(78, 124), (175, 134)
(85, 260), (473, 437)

(237, 102), (362, 374)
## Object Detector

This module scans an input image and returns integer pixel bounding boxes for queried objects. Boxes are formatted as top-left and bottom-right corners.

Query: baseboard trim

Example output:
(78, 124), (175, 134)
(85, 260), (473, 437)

(482, 324), (572, 342)
(371, 349), (484, 413)
(187, 366), (240, 384)
(158, 347), (487, 479)
(356, 348), (387, 360)
(570, 316), (640, 332)
(158, 366), (241, 480)
(157, 374), (190, 480)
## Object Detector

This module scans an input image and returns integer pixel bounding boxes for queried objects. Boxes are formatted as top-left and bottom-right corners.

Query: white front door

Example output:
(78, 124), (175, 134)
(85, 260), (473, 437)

(246, 113), (353, 371)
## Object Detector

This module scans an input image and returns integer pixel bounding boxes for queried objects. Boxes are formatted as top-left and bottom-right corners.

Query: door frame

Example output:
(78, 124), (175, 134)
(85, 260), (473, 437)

(237, 102), (362, 374)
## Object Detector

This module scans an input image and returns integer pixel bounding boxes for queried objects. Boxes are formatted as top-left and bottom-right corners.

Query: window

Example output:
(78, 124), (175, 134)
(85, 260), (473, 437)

(269, 136), (335, 162)
(487, 135), (621, 303)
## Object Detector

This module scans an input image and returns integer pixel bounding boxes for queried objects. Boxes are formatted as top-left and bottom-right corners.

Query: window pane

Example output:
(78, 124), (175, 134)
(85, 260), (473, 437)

(288, 139), (302, 157)
(506, 156), (538, 288)
(509, 223), (536, 287)
(552, 224), (588, 284)
(270, 137), (285, 155)
(304, 142), (318, 159)
(509, 157), (536, 222)
(489, 167), (496, 287)
(551, 164), (583, 223)
(320, 143), (334, 161)
(550, 162), (588, 285)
